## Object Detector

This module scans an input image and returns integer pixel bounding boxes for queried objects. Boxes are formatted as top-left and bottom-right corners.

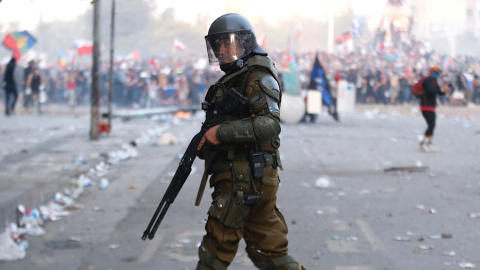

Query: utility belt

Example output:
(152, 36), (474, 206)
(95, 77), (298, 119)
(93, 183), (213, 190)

(210, 152), (277, 175)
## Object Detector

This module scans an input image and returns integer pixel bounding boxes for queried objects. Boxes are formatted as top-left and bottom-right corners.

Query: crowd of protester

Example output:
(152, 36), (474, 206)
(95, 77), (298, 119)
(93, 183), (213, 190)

(2, 34), (480, 115)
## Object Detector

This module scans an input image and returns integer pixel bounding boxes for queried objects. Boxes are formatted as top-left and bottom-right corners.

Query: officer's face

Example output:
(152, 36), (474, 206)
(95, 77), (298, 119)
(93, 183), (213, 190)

(215, 35), (243, 65)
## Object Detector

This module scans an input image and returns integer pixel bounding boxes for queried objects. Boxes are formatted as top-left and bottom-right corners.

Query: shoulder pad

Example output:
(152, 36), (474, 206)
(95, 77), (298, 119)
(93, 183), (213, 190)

(260, 75), (280, 100)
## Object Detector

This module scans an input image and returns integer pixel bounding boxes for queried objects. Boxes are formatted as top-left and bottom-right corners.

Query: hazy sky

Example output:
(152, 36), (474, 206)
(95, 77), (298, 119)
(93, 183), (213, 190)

(0, 0), (388, 30)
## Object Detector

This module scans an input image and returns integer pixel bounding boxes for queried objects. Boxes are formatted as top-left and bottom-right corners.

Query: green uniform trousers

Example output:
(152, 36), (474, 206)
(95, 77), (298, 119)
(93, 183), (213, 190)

(198, 165), (289, 268)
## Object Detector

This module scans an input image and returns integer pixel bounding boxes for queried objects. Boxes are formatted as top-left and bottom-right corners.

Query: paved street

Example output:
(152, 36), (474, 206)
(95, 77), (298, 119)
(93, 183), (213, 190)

(1, 104), (479, 270)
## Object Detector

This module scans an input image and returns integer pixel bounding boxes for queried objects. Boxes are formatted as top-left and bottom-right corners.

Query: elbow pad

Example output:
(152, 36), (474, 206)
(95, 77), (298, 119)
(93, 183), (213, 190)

(252, 116), (281, 141)
(217, 120), (256, 143)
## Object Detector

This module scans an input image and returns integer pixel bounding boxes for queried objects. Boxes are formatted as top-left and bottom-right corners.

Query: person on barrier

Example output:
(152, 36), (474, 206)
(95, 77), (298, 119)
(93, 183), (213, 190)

(195, 13), (306, 270)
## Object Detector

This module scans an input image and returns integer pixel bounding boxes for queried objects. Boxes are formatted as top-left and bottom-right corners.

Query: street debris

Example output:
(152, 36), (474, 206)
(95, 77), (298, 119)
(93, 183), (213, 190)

(395, 236), (410, 241)
(458, 262), (476, 269)
(0, 231), (26, 261)
(0, 122), (175, 261)
(315, 176), (331, 189)
(159, 132), (178, 146)
(383, 165), (428, 173)
(443, 251), (456, 257)
(468, 212), (480, 219)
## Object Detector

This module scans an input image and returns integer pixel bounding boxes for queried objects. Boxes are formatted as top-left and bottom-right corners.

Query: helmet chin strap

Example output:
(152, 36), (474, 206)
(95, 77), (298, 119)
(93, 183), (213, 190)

(220, 58), (244, 73)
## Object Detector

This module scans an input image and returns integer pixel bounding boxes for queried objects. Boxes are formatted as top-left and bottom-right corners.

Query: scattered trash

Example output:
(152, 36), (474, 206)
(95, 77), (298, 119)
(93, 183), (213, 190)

(75, 175), (93, 188)
(380, 187), (398, 193)
(315, 176), (330, 189)
(127, 184), (136, 189)
(383, 165), (428, 173)
(99, 178), (109, 190)
(428, 234), (442, 240)
(406, 231), (417, 236)
(168, 243), (183, 249)
(0, 231), (26, 261)
(429, 208), (437, 214)
(458, 262), (475, 269)
(1, 123), (172, 262)
(345, 236), (358, 242)
(331, 235), (341, 240)
(69, 236), (82, 242)
(180, 238), (191, 244)
(418, 245), (434, 250)
(159, 132), (178, 146)
(315, 210), (323, 215)
(468, 212), (480, 219)
(358, 189), (370, 195)
(443, 251), (456, 256)
(74, 156), (88, 165)
(441, 233), (452, 239)
(394, 236), (410, 241)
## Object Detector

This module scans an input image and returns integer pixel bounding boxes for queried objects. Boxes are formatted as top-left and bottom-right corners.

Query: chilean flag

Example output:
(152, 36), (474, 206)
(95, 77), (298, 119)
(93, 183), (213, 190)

(173, 38), (187, 51)
(73, 40), (93, 56)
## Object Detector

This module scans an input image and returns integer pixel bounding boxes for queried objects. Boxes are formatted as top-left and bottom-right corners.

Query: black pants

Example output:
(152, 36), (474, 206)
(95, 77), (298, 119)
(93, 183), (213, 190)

(422, 110), (436, 136)
(4, 83), (18, 114)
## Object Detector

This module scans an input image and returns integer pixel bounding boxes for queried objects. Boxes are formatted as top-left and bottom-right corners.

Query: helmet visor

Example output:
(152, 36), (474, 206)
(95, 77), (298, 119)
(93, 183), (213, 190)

(205, 31), (253, 65)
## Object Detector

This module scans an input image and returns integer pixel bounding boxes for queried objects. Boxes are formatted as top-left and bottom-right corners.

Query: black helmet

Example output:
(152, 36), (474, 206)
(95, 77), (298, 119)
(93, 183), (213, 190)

(205, 13), (266, 66)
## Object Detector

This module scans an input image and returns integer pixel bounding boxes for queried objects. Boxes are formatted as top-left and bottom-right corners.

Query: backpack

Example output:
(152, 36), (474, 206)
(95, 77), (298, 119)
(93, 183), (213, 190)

(412, 77), (426, 98)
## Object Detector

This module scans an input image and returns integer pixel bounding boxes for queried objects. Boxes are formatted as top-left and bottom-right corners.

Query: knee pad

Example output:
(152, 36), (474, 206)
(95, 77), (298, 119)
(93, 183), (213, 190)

(246, 248), (305, 270)
(197, 240), (228, 270)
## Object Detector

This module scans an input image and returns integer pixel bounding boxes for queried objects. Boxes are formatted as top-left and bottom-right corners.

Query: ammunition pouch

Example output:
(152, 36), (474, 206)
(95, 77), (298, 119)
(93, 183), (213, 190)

(210, 152), (278, 175)
(208, 189), (250, 228)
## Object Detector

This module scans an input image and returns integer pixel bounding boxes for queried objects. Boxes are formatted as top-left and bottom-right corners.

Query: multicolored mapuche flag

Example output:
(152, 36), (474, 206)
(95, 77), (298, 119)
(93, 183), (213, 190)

(2, 31), (37, 59)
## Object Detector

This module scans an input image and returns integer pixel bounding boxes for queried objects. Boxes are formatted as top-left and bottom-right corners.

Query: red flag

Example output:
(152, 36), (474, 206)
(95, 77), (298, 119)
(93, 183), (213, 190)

(173, 39), (187, 51)
(258, 34), (266, 48)
(126, 50), (140, 61)
(149, 58), (157, 69)
(74, 40), (93, 56)
(295, 24), (302, 41)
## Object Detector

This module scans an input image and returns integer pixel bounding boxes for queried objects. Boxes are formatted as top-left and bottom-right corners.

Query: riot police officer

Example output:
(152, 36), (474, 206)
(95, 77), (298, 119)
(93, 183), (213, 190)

(196, 13), (305, 270)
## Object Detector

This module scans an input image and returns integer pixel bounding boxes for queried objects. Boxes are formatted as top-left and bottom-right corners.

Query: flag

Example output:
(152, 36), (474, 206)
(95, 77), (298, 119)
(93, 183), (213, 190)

(173, 38), (187, 51)
(351, 19), (361, 38)
(57, 50), (67, 70)
(2, 31), (37, 59)
(308, 54), (339, 121)
(281, 41), (301, 95)
(126, 50), (140, 61)
(442, 55), (453, 70)
(295, 24), (302, 41)
(149, 58), (158, 69)
(73, 40), (93, 56)
(68, 48), (77, 67)
(334, 31), (354, 55)
(375, 44), (398, 63)
(257, 34), (266, 48)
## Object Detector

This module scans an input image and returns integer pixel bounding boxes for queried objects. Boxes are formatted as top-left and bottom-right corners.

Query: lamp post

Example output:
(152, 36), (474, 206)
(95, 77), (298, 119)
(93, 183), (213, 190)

(90, 0), (101, 140)
(108, 0), (115, 128)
